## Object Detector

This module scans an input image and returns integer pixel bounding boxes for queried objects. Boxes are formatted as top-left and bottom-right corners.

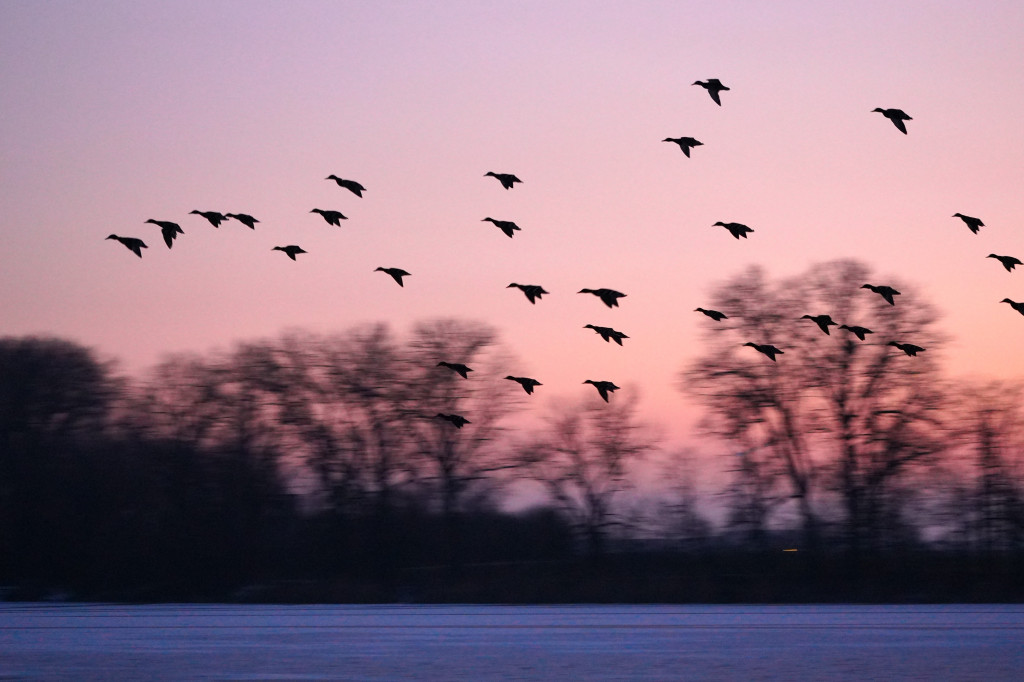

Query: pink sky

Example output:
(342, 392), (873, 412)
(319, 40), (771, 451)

(3, 1), (1024, 447)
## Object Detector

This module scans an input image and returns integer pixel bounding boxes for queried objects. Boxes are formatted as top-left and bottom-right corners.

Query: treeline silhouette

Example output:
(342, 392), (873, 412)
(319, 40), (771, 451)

(2, 264), (1023, 602)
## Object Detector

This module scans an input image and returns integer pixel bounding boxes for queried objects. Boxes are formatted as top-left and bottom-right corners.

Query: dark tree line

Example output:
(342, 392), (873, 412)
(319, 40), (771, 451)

(3, 263), (1024, 601)
(0, 321), (652, 600)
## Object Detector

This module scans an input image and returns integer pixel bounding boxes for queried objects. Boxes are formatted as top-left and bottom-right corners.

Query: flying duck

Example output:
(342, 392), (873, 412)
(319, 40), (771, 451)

(663, 137), (703, 157)
(325, 175), (366, 197)
(861, 283), (900, 306)
(578, 288), (626, 308)
(311, 209), (347, 226)
(145, 219), (183, 248)
(189, 210), (229, 228)
(873, 108), (912, 134)
(505, 376), (542, 394)
(583, 379), (620, 402)
(437, 361), (473, 379)
(801, 314), (838, 335)
(987, 254), (1022, 272)
(226, 213), (259, 229)
(106, 234), (147, 258)
(888, 341), (925, 356)
(744, 342), (783, 361)
(485, 172), (522, 189)
(584, 324), (629, 346)
(1001, 298), (1024, 316)
(953, 213), (983, 234)
(482, 217), (521, 238)
(714, 221), (754, 239)
(695, 307), (728, 321)
(436, 413), (470, 428)
(375, 267), (410, 287)
(272, 245), (306, 260)
(507, 283), (548, 304)
(693, 79), (729, 106)
(838, 324), (873, 341)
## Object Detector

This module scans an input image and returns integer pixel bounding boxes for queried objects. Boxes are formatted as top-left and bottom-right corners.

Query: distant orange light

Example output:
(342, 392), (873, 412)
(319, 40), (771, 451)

(782, 548), (798, 552)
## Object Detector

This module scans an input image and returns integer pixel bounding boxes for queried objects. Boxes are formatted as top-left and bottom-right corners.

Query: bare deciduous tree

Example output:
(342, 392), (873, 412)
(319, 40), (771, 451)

(685, 260), (948, 553)
(134, 353), (227, 450)
(403, 319), (523, 566)
(948, 380), (1024, 553)
(518, 391), (656, 558)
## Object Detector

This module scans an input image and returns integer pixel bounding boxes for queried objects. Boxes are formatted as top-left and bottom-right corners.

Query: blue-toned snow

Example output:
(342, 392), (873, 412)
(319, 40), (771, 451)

(1, 603), (1022, 680)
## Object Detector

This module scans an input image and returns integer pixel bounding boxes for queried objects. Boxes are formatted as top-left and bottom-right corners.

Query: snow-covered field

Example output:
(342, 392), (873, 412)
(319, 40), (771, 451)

(1, 603), (1021, 680)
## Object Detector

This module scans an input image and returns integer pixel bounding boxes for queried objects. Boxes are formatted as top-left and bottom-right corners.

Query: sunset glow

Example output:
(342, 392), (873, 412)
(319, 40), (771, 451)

(3, 1), (1023, 445)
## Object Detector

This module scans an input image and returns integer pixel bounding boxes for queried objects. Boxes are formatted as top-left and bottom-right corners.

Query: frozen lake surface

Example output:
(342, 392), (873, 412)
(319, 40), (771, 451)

(1, 603), (1022, 680)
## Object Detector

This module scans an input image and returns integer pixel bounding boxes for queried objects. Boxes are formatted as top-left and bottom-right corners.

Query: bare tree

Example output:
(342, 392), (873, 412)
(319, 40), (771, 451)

(136, 344), (288, 460)
(263, 325), (427, 580)
(620, 446), (714, 550)
(518, 391), (656, 558)
(317, 326), (414, 513)
(949, 380), (1024, 553)
(658, 448), (714, 549)
(252, 320), (525, 570)
(685, 260), (948, 553)
(132, 353), (227, 450)
(403, 319), (524, 566)
(254, 327), (413, 517)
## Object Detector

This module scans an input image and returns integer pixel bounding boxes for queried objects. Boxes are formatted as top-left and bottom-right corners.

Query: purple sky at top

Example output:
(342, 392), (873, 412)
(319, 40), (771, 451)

(2, 1), (1023, 446)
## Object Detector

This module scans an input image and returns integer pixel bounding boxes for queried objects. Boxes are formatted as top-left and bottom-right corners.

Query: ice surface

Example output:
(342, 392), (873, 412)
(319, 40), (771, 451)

(1, 603), (1022, 680)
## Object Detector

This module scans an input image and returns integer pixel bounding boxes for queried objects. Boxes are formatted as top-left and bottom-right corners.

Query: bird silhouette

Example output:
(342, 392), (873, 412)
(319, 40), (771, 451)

(584, 324), (629, 346)
(375, 267), (410, 287)
(578, 288), (626, 308)
(145, 219), (183, 248)
(106, 234), (147, 258)
(663, 137), (703, 157)
(1001, 298), (1024, 316)
(436, 413), (470, 428)
(838, 324), (873, 341)
(482, 217), (521, 238)
(505, 375), (542, 394)
(326, 175), (366, 197)
(862, 283), (901, 306)
(190, 210), (229, 227)
(272, 245), (306, 260)
(693, 79), (729, 105)
(988, 254), (1023, 272)
(485, 172), (522, 189)
(714, 221), (754, 239)
(953, 213), (983, 234)
(437, 361), (472, 379)
(744, 342), (783, 361)
(507, 283), (548, 304)
(801, 314), (838, 335)
(583, 379), (620, 402)
(695, 307), (728, 321)
(888, 341), (925, 356)
(873, 108), (912, 134)
(311, 209), (347, 226)
(226, 213), (259, 229)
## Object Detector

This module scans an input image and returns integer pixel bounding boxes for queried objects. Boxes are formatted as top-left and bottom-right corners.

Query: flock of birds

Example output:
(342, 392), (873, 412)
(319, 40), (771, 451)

(104, 161), (631, 425)
(691, 207), (1023, 362)
(681, 81), (1022, 363)
(105, 78), (1022, 426)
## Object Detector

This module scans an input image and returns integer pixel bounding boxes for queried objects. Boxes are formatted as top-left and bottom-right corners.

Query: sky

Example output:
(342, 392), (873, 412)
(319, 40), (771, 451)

(3, 0), (1024, 448)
